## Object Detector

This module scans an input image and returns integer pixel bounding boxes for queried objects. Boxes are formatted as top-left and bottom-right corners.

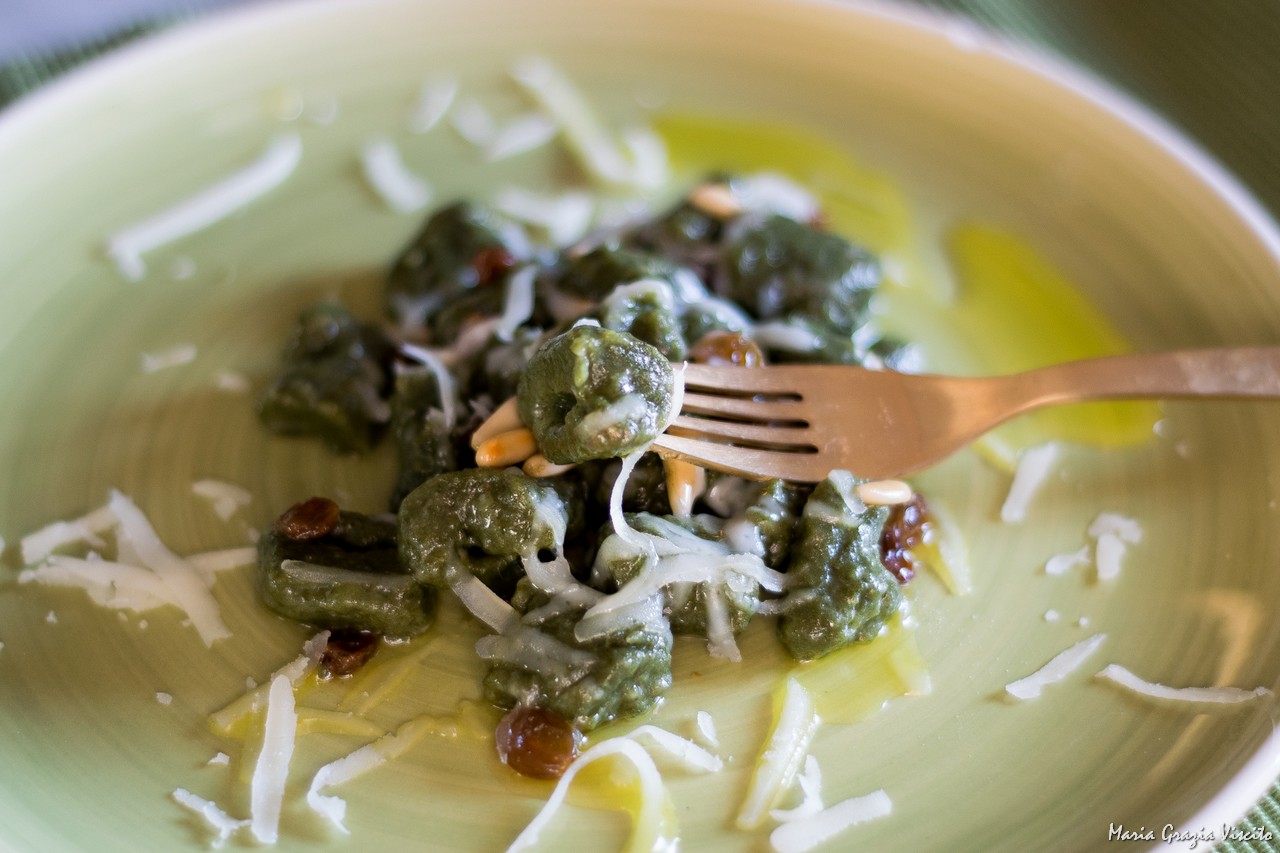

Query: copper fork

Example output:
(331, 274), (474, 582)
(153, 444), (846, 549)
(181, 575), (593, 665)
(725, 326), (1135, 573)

(652, 348), (1280, 481)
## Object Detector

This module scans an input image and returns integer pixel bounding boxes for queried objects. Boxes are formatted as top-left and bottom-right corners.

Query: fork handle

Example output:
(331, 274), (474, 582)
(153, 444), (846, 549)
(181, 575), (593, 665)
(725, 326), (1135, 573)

(1006, 347), (1280, 409)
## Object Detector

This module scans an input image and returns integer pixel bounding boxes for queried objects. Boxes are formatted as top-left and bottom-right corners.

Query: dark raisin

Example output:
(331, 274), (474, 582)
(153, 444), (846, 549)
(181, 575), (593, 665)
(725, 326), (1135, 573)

(880, 493), (930, 584)
(471, 247), (517, 286)
(495, 706), (581, 780)
(274, 497), (341, 540)
(689, 330), (764, 368)
(319, 629), (381, 679)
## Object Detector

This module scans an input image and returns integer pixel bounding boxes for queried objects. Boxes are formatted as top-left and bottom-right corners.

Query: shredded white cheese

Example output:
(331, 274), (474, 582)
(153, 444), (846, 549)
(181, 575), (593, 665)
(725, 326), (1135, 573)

(486, 113), (559, 161)
(1096, 664), (1272, 706)
(694, 711), (719, 749)
(738, 678), (820, 830)
(105, 133), (302, 281)
(1000, 443), (1060, 523)
(450, 98), (497, 146)
(155, 691), (173, 705)
(510, 56), (667, 190)
(20, 497), (248, 639)
(730, 173), (820, 222)
(1044, 545), (1090, 577)
(171, 788), (249, 849)
(769, 754), (823, 822)
(749, 322), (822, 354)
(359, 137), (432, 214)
(307, 715), (440, 833)
(407, 75), (458, 133)
(207, 752), (230, 767)
(493, 265), (538, 343)
(398, 343), (460, 427)
(191, 479), (252, 521)
(1093, 532), (1125, 581)
(209, 631), (328, 735)
(108, 490), (231, 646)
(20, 502), (115, 564)
(627, 725), (723, 773)
(188, 547), (258, 584)
(769, 789), (893, 853)
(140, 343), (198, 373)
(1005, 634), (1107, 701)
(447, 568), (519, 634)
(20, 555), (172, 607)
(492, 187), (594, 246)
(24, 556), (179, 612)
(249, 674), (297, 844)
(506, 738), (672, 853)
(1088, 512), (1143, 543)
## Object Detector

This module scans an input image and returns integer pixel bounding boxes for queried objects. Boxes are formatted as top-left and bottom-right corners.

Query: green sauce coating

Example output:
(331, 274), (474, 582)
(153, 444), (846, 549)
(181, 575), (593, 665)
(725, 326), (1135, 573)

(723, 214), (880, 332)
(257, 303), (393, 453)
(388, 367), (459, 511)
(397, 468), (565, 597)
(680, 295), (751, 347)
(596, 280), (688, 361)
(482, 578), (673, 731)
(777, 473), (902, 661)
(517, 325), (674, 464)
(555, 246), (680, 302)
(741, 478), (809, 571)
(257, 510), (435, 640)
(384, 202), (515, 336)
(627, 199), (726, 272)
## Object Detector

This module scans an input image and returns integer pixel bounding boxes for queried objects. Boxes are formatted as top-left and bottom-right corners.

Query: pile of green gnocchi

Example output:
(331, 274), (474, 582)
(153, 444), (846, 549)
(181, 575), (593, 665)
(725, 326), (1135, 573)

(254, 177), (922, 740)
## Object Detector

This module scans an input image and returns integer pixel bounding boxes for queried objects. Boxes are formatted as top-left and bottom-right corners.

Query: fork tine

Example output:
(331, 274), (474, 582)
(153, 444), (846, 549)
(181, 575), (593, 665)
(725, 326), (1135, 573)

(667, 415), (815, 449)
(679, 392), (809, 422)
(682, 363), (811, 395)
(653, 433), (824, 481)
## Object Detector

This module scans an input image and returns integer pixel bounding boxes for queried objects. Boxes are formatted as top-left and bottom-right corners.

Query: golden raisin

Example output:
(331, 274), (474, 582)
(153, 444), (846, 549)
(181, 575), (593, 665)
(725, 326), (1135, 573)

(274, 497), (341, 540)
(318, 629), (380, 679)
(880, 493), (930, 583)
(689, 330), (764, 368)
(471, 246), (517, 286)
(495, 706), (581, 780)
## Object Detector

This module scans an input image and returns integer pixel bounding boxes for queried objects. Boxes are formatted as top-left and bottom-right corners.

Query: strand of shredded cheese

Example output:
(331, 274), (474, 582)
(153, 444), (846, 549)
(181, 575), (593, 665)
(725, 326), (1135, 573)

(1005, 634), (1107, 701)
(105, 134), (302, 281)
(1096, 664), (1273, 706)
(249, 674), (298, 844)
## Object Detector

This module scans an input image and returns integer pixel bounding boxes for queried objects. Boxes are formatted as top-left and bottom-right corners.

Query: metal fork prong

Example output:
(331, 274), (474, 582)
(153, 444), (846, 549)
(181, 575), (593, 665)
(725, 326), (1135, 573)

(653, 433), (821, 481)
(667, 415), (815, 449)
(682, 363), (810, 395)
(680, 392), (808, 422)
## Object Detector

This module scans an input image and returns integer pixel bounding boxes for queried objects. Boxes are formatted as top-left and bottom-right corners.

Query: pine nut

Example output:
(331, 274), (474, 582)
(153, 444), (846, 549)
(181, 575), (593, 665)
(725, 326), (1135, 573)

(664, 457), (707, 517)
(855, 479), (914, 506)
(688, 183), (742, 220)
(523, 454), (576, 478)
(475, 428), (538, 468)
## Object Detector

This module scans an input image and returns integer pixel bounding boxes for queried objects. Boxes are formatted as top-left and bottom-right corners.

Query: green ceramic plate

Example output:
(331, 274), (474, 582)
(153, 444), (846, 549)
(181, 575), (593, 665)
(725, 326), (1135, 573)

(3, 1), (1280, 851)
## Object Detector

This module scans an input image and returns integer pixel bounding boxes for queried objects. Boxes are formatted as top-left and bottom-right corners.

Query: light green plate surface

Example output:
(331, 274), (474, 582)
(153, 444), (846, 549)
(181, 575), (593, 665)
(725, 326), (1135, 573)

(3, 1), (1280, 851)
